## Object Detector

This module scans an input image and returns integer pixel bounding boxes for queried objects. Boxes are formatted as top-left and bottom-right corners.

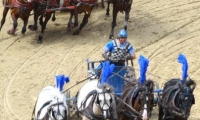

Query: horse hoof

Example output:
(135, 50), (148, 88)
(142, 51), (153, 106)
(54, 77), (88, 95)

(7, 30), (15, 35)
(21, 30), (26, 34)
(70, 24), (74, 29)
(106, 14), (110, 17)
(37, 36), (43, 43)
(52, 17), (56, 21)
(67, 28), (71, 32)
(37, 39), (42, 44)
(109, 35), (114, 39)
(73, 31), (79, 35)
(28, 25), (37, 31)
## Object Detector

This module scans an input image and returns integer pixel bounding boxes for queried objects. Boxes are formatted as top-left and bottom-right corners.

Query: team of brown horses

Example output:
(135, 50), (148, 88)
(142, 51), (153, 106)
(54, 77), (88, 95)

(0, 0), (133, 43)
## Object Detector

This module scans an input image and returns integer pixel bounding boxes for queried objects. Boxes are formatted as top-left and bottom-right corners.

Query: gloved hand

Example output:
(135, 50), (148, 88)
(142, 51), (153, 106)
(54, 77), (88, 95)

(102, 53), (109, 60)
(125, 55), (133, 60)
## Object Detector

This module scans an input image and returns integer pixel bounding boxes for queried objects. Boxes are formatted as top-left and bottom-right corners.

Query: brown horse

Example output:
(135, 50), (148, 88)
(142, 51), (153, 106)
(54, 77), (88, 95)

(158, 78), (196, 120)
(117, 80), (155, 120)
(67, 0), (98, 35)
(28, 0), (61, 43)
(103, 0), (133, 39)
(0, 0), (34, 35)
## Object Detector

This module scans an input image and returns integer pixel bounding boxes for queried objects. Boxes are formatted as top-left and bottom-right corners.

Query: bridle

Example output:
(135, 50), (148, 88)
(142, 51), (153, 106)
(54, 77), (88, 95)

(138, 86), (154, 118)
(178, 86), (194, 109)
(79, 88), (114, 120)
(36, 101), (67, 120)
(96, 91), (113, 118)
(51, 102), (68, 120)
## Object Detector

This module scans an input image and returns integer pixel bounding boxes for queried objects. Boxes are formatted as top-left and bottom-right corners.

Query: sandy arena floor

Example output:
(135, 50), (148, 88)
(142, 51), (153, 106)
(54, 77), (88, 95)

(0, 0), (200, 120)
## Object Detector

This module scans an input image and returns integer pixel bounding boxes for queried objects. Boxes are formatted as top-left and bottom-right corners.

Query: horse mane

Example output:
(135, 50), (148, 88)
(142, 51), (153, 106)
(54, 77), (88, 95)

(97, 83), (115, 94)
(51, 87), (66, 104)
(163, 78), (196, 90)
(185, 78), (196, 86)
(144, 79), (155, 92)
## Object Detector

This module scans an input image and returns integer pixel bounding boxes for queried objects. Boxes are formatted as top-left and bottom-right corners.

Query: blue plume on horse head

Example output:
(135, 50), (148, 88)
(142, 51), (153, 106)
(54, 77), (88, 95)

(138, 55), (149, 85)
(55, 74), (70, 92)
(100, 61), (115, 85)
(178, 54), (188, 83)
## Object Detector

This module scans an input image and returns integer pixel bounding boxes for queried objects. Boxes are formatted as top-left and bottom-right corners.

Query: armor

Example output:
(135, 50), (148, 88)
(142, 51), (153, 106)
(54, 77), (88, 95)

(109, 40), (131, 61)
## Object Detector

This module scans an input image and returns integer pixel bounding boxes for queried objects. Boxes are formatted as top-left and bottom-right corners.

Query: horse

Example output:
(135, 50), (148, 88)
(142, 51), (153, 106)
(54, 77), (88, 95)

(67, 0), (98, 35)
(32, 86), (69, 120)
(103, 0), (133, 39)
(115, 55), (155, 120)
(158, 54), (196, 120)
(76, 79), (118, 120)
(158, 78), (196, 120)
(27, 0), (61, 43)
(0, 0), (34, 35)
(117, 80), (155, 120)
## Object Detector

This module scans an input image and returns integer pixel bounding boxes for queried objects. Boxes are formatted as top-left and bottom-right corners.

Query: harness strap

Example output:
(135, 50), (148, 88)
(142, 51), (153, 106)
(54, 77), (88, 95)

(36, 100), (52, 119)
(79, 90), (104, 120)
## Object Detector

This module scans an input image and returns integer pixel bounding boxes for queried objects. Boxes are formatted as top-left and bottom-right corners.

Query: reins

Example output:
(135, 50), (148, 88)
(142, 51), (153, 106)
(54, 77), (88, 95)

(114, 93), (142, 119)
(62, 74), (96, 93)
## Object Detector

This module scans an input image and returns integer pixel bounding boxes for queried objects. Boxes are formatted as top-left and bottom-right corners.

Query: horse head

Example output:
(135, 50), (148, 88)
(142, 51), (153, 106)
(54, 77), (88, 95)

(177, 78), (196, 118)
(77, 80), (116, 120)
(35, 86), (68, 120)
(49, 89), (68, 120)
(96, 84), (115, 119)
(137, 80), (154, 120)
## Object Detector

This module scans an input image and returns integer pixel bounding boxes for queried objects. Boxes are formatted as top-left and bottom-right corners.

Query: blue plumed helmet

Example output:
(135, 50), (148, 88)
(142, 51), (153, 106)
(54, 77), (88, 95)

(118, 29), (128, 38)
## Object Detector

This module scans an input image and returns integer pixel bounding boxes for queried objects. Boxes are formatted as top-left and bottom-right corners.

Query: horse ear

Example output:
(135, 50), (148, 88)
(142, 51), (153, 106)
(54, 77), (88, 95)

(177, 83), (183, 91)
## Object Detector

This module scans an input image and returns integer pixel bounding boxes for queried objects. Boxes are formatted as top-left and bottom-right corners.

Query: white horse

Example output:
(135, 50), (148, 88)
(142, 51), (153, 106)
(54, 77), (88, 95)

(77, 79), (118, 120)
(33, 86), (68, 120)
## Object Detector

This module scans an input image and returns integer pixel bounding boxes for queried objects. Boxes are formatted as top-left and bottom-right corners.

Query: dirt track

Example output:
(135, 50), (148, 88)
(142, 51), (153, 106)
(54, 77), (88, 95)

(0, 0), (200, 120)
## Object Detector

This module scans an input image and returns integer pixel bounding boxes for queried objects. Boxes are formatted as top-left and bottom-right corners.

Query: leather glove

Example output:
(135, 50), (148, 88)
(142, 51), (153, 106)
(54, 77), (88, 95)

(125, 55), (133, 60)
(102, 53), (109, 60)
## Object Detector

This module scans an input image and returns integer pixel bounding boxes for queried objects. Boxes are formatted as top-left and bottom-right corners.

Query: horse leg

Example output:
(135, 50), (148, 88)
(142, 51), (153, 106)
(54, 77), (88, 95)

(0, 7), (9, 31)
(67, 11), (73, 32)
(106, 1), (110, 16)
(67, 10), (78, 31)
(38, 13), (51, 43)
(8, 13), (18, 35)
(101, 0), (105, 8)
(28, 8), (41, 31)
(74, 9), (78, 27)
(51, 11), (56, 21)
(39, 15), (44, 27)
(158, 103), (164, 120)
(73, 12), (90, 35)
(123, 10), (130, 30)
(21, 17), (29, 34)
(109, 8), (118, 39)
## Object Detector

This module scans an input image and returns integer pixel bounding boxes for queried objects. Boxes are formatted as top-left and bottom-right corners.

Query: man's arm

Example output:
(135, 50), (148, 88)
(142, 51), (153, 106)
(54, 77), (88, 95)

(102, 41), (113, 59)
(128, 46), (136, 59)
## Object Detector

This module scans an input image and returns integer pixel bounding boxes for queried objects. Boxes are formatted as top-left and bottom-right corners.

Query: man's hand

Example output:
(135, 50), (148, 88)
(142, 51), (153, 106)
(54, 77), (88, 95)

(125, 55), (133, 60)
(102, 53), (109, 60)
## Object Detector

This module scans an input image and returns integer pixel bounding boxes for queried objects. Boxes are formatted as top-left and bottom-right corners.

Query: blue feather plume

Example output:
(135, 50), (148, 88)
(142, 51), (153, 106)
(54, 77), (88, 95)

(138, 55), (149, 85)
(178, 54), (188, 83)
(55, 74), (70, 92)
(100, 61), (115, 84)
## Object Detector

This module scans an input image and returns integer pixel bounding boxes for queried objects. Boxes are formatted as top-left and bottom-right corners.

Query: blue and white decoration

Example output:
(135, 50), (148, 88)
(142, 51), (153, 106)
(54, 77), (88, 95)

(55, 74), (70, 92)
(138, 55), (149, 85)
(100, 61), (115, 85)
(178, 54), (188, 83)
